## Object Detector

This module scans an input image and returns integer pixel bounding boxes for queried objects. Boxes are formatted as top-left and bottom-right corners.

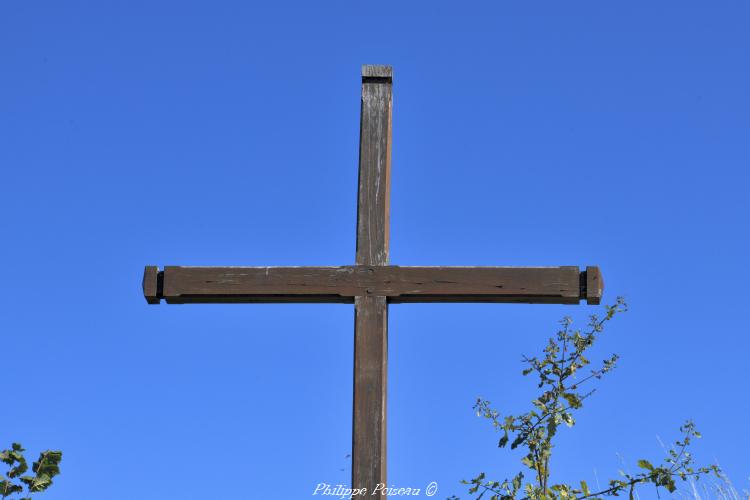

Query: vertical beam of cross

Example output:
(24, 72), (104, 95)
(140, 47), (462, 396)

(352, 65), (392, 496)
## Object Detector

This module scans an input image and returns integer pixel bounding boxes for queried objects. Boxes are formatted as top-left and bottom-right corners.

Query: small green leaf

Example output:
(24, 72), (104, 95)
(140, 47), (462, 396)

(580, 480), (590, 496)
(637, 459), (654, 471)
(512, 473), (523, 492)
(666, 477), (677, 493)
(498, 433), (509, 448)
(0, 480), (23, 496)
(562, 412), (575, 427)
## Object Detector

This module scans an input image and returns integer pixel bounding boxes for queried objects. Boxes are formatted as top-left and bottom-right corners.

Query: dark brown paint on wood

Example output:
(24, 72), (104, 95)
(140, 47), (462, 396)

(140, 65), (604, 498)
(352, 64), (392, 495)
(152, 265), (591, 304)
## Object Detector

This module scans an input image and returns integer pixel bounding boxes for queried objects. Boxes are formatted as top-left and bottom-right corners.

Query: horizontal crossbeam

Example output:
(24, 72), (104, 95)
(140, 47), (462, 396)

(143, 265), (602, 305)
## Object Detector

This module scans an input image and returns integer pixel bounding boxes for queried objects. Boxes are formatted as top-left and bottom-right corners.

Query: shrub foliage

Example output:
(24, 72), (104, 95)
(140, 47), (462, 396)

(1, 444), (62, 499)
(455, 298), (719, 500)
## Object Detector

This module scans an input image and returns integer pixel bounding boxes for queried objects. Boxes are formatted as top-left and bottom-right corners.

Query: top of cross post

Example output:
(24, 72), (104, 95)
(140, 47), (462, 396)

(362, 65), (392, 82)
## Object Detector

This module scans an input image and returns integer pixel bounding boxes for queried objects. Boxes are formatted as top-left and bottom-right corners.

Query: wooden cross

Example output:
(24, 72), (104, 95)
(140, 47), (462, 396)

(142, 65), (603, 498)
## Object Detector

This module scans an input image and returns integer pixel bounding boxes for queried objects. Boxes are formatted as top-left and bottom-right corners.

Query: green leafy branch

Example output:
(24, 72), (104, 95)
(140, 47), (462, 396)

(0, 444), (62, 499)
(462, 422), (719, 500)
(454, 298), (720, 500)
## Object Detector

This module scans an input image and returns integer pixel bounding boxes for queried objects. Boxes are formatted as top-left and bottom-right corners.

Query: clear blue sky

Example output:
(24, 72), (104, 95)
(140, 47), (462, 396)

(2, 2), (748, 499)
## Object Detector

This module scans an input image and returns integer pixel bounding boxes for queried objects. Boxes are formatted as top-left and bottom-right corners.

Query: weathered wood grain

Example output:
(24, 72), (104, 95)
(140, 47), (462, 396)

(352, 295), (388, 496)
(585, 266), (603, 305)
(361, 64), (392, 79)
(153, 265), (589, 304)
(353, 64), (392, 496)
(142, 266), (161, 304)
(356, 65), (392, 267)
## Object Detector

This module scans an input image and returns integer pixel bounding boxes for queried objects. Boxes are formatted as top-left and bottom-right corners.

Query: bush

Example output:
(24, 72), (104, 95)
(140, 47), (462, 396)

(453, 298), (720, 500)
(1, 443), (62, 499)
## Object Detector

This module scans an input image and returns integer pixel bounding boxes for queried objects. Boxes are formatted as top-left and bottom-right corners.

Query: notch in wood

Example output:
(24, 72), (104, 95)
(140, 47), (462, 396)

(362, 65), (392, 82)
(143, 266), (164, 304)
(583, 266), (603, 305)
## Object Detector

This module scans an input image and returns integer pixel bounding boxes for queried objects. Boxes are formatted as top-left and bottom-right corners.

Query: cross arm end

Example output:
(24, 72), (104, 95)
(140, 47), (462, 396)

(583, 266), (603, 305)
(142, 266), (163, 304)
